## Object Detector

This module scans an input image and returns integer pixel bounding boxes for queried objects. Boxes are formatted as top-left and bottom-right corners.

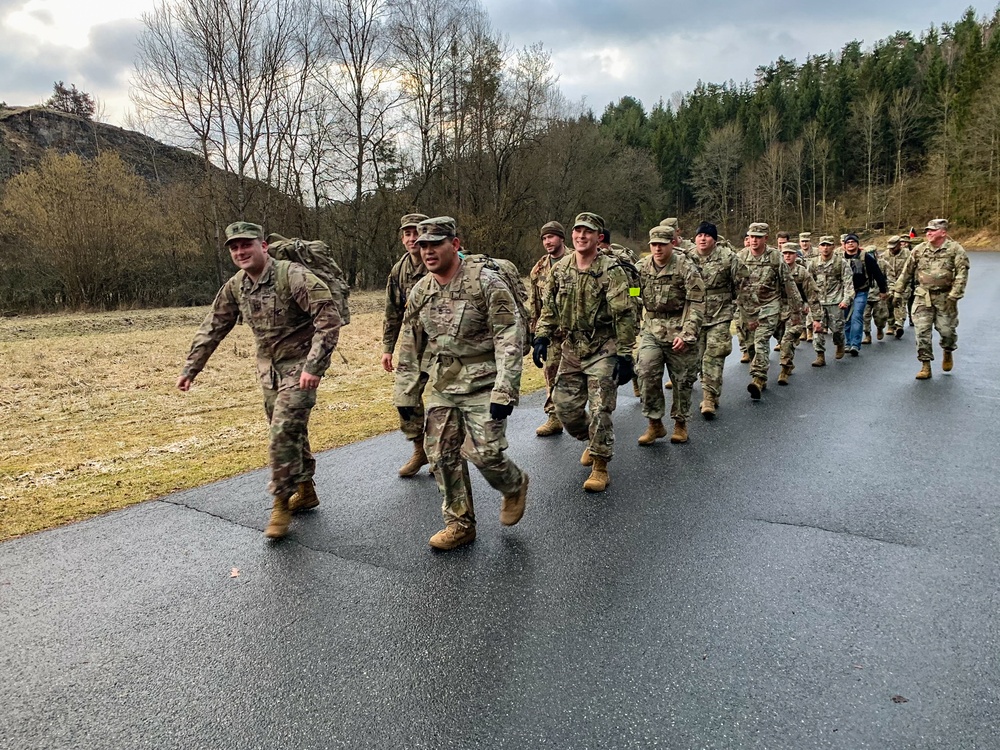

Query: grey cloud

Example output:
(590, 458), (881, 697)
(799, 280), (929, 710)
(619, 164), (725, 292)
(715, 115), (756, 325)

(80, 18), (143, 87)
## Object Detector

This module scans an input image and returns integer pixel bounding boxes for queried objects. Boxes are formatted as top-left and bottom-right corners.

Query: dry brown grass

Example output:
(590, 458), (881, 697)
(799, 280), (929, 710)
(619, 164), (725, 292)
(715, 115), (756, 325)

(0, 291), (544, 540)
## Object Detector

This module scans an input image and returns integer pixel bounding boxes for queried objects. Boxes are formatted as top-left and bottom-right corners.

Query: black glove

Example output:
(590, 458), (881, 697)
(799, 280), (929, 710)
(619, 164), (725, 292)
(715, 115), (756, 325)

(532, 337), (550, 368)
(490, 402), (514, 421)
(396, 406), (415, 421)
(613, 355), (634, 386)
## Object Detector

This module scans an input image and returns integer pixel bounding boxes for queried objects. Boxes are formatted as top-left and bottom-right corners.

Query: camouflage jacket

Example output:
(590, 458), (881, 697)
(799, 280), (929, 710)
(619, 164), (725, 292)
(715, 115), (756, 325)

(528, 251), (570, 332)
(636, 251), (705, 344)
(688, 244), (747, 326)
(182, 258), (341, 388)
(382, 251), (428, 354)
(393, 258), (523, 408)
(893, 239), (970, 300)
(806, 255), (855, 309)
(736, 246), (803, 320)
(535, 252), (637, 360)
(880, 249), (911, 287)
(783, 262), (821, 321)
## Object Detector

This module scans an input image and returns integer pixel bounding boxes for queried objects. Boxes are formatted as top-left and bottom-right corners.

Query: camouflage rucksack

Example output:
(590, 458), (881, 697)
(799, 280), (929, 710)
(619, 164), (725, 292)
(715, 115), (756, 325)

(266, 236), (351, 325)
(463, 254), (532, 356)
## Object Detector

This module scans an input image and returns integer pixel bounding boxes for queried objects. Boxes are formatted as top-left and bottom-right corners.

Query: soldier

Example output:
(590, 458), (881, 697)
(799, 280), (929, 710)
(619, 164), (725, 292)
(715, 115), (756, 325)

(533, 212), (638, 492)
(892, 219), (970, 380)
(635, 225), (705, 445)
(861, 245), (890, 344)
(529, 220), (570, 437)
(806, 236), (854, 366)
(776, 231), (791, 249)
(688, 221), (745, 419)
(737, 231), (753, 363)
(898, 235), (916, 327)
(382, 213), (431, 477)
(177, 221), (342, 539)
(393, 217), (529, 550)
(735, 222), (802, 399)
(777, 243), (820, 385)
(659, 217), (696, 251)
(799, 232), (816, 260)
(881, 235), (911, 338)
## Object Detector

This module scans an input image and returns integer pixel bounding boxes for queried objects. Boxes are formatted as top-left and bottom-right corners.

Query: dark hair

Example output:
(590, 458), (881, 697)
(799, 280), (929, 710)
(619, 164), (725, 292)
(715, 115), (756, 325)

(600, 228), (611, 243)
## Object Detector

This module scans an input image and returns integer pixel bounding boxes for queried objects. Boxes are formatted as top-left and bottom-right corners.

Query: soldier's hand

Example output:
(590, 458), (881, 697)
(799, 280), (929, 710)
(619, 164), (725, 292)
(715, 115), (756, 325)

(879, 292), (888, 301)
(397, 406), (415, 421)
(614, 355), (635, 386)
(838, 301), (849, 310)
(176, 375), (193, 392)
(532, 337), (550, 368)
(747, 319), (760, 331)
(489, 402), (514, 421)
(300, 372), (321, 390)
(946, 296), (959, 314)
(671, 336), (687, 352)
(812, 321), (823, 333)
(380, 353), (394, 373)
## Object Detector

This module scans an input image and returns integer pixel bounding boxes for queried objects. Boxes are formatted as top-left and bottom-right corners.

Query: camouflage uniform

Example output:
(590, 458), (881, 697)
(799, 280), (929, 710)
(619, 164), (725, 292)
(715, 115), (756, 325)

(394, 242), (525, 532)
(181, 256), (341, 500)
(636, 230), (705, 424)
(862, 247), (890, 340)
(880, 238), (911, 332)
(806, 244), (854, 356)
(529, 229), (570, 420)
(736, 225), (803, 389)
(778, 245), (821, 372)
(384, 247), (429, 439)
(893, 223), (970, 364)
(535, 240), (637, 462)
(689, 239), (746, 403)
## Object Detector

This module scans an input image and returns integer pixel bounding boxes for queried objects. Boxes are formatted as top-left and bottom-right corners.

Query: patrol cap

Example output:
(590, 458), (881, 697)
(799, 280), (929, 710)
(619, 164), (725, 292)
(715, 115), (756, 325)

(780, 242), (799, 254)
(925, 218), (949, 231)
(844, 233), (860, 243)
(747, 222), (769, 237)
(573, 212), (605, 232)
(799, 232), (812, 241)
(416, 216), (457, 243)
(400, 213), (429, 230)
(888, 235), (901, 247)
(540, 220), (565, 239)
(819, 235), (835, 246)
(660, 217), (680, 229)
(225, 221), (264, 245)
(649, 225), (675, 244)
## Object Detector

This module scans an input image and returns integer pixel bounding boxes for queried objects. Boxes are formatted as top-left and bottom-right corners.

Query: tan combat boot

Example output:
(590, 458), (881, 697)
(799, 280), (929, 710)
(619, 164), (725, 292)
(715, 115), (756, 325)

(632, 376), (641, 397)
(583, 457), (609, 492)
(747, 377), (765, 400)
(670, 419), (688, 444)
(942, 350), (954, 372)
(811, 352), (826, 367)
(806, 329), (813, 342)
(664, 379), (673, 390)
(835, 343), (845, 360)
(580, 446), (593, 466)
(700, 394), (717, 420)
(535, 414), (563, 437)
(915, 361), (932, 380)
(288, 480), (319, 512)
(638, 418), (667, 446)
(740, 350), (751, 364)
(398, 440), (429, 477)
(877, 327), (885, 340)
(500, 474), (529, 526)
(429, 523), (476, 550)
(862, 333), (872, 345)
(777, 365), (792, 385)
(264, 496), (292, 539)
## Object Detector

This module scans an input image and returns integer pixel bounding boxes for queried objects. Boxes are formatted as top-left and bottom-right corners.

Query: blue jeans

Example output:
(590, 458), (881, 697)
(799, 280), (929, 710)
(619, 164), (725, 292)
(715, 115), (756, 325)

(845, 290), (868, 349)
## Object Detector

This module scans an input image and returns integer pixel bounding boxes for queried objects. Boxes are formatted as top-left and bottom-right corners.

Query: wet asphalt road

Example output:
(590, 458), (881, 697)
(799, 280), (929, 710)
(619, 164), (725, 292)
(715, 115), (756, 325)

(2, 254), (999, 750)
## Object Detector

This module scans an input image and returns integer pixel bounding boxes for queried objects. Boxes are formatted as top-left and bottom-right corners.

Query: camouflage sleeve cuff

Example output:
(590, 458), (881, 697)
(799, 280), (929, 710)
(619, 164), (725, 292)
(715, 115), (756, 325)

(490, 389), (516, 407)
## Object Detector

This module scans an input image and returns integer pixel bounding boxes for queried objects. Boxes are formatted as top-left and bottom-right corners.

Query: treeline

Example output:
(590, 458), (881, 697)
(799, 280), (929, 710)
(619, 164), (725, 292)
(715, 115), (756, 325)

(597, 7), (1000, 238)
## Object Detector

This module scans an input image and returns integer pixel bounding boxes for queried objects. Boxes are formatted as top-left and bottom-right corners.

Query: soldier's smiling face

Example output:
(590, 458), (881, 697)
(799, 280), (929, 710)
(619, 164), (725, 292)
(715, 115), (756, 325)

(572, 226), (599, 253)
(401, 227), (421, 255)
(419, 237), (460, 276)
(695, 233), (716, 254)
(926, 227), (947, 245)
(542, 232), (564, 255)
(227, 238), (268, 276)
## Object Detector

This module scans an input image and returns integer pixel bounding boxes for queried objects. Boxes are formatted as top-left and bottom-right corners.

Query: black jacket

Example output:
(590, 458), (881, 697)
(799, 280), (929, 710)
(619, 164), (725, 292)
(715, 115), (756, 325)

(844, 251), (887, 294)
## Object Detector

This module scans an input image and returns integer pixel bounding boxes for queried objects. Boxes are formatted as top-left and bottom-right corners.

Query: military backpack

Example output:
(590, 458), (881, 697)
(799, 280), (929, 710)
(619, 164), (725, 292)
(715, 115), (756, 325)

(266, 237), (351, 325)
(462, 254), (532, 356)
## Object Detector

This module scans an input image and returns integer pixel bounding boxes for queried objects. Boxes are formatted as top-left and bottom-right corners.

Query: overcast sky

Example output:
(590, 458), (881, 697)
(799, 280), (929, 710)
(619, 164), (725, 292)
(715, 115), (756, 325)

(0, 0), (993, 125)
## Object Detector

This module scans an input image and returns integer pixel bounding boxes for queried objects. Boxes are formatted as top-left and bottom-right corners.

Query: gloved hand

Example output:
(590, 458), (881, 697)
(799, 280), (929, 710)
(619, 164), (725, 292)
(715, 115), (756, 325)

(397, 406), (415, 421)
(613, 355), (634, 386)
(490, 402), (514, 420)
(532, 337), (550, 368)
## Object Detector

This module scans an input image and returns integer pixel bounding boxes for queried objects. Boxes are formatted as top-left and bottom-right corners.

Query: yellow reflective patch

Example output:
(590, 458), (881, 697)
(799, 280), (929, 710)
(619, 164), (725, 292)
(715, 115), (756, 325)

(629, 287), (641, 297)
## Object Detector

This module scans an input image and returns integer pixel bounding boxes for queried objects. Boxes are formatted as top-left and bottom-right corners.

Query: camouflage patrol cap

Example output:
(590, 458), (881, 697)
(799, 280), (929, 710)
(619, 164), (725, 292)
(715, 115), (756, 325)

(573, 212), (605, 232)
(799, 232), (812, 241)
(819, 235), (835, 245)
(540, 220), (566, 239)
(840, 233), (849, 243)
(416, 216), (457, 243)
(888, 235), (901, 247)
(649, 225), (675, 244)
(224, 221), (264, 245)
(747, 222), (769, 237)
(400, 213), (429, 230)
(924, 218), (949, 231)
(780, 242), (799, 254)
(660, 217), (680, 229)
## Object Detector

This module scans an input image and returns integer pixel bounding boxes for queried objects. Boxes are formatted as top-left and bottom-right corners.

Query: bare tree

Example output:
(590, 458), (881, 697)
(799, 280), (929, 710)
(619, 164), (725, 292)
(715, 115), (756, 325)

(852, 89), (884, 229)
(688, 122), (743, 235)
(888, 87), (921, 226)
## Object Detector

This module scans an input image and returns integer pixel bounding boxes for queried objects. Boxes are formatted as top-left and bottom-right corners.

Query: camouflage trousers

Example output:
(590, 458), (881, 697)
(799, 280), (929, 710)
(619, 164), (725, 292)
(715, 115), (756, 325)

(778, 317), (805, 367)
(263, 382), (317, 499)
(863, 296), (889, 336)
(552, 339), (619, 460)
(696, 320), (734, 398)
(812, 304), (846, 354)
(736, 315), (751, 354)
(637, 330), (698, 421)
(913, 289), (959, 361)
(888, 294), (908, 329)
(424, 394), (525, 530)
(541, 332), (566, 415)
(741, 312), (780, 383)
(399, 371), (429, 440)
